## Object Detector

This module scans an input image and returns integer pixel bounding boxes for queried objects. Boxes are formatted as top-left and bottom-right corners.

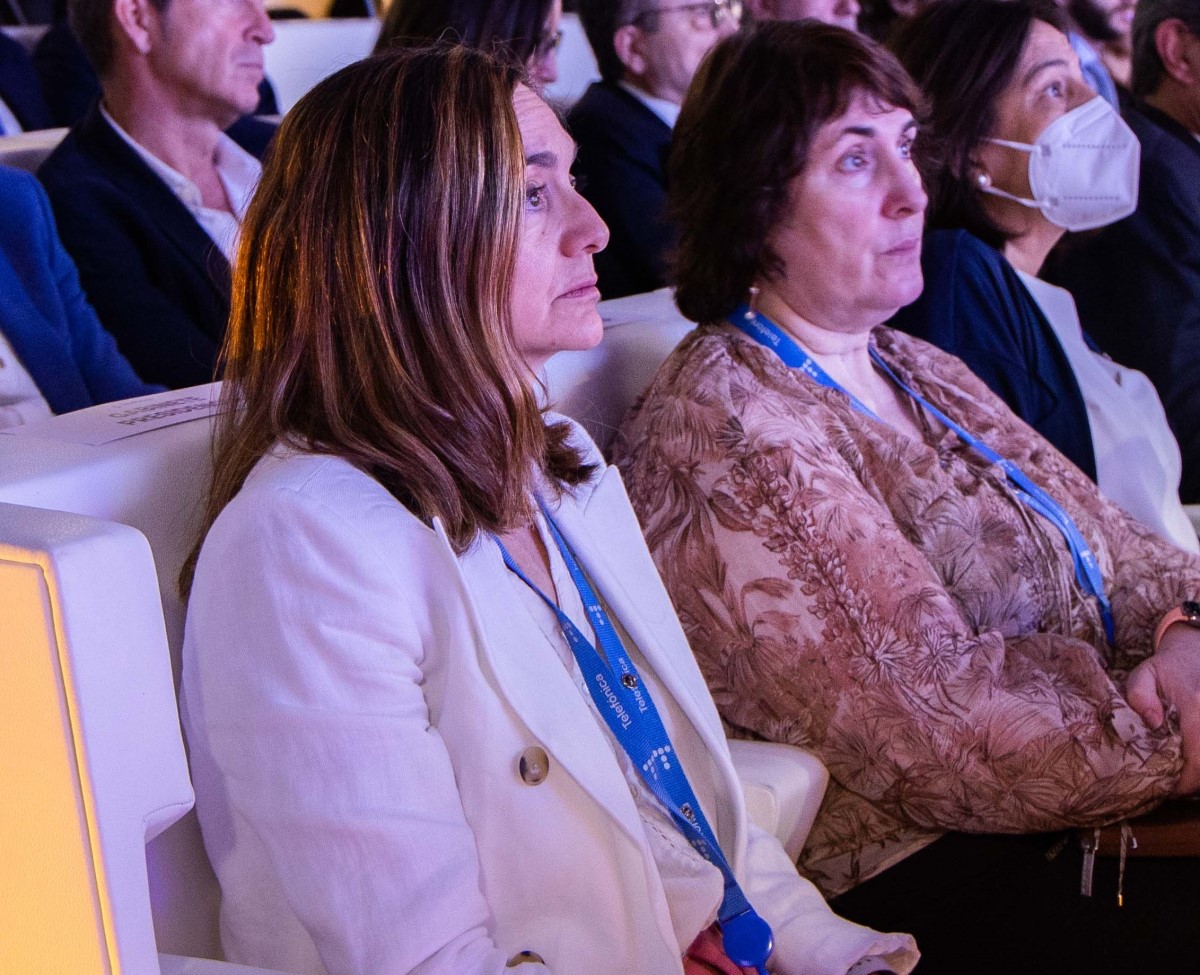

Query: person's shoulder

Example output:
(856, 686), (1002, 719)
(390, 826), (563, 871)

(922, 227), (1007, 280)
(38, 110), (110, 186)
(568, 81), (627, 118)
(1124, 102), (1200, 202)
(568, 82), (662, 137)
(211, 449), (436, 562)
(0, 163), (42, 204)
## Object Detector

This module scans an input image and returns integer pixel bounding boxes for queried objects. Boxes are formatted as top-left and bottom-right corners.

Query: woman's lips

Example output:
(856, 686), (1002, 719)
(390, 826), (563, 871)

(558, 278), (600, 300)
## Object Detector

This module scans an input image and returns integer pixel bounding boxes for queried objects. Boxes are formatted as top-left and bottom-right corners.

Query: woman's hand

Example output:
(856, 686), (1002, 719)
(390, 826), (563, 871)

(1127, 623), (1200, 795)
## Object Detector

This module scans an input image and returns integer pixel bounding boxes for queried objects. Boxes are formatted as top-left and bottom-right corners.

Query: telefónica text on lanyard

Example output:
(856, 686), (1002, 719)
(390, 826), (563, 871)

(494, 502), (775, 974)
(729, 305), (1115, 646)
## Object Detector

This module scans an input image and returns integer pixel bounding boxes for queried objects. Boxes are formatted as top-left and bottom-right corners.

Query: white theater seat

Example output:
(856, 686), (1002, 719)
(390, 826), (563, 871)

(0, 500), (286, 975)
(0, 302), (828, 970)
(263, 17), (381, 113)
(543, 288), (697, 451)
(0, 127), (67, 172)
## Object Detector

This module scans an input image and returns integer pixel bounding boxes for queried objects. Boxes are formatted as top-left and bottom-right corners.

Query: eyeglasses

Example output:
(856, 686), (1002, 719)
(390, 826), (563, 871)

(533, 28), (563, 61)
(633, 0), (743, 31)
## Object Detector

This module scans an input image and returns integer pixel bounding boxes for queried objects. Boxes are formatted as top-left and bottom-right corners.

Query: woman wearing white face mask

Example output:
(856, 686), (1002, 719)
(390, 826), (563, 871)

(615, 18), (1200, 975)
(889, 0), (1197, 553)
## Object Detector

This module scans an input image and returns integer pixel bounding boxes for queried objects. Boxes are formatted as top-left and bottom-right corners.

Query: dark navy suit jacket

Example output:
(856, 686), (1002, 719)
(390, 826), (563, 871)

(889, 228), (1097, 480)
(1048, 100), (1200, 502)
(37, 106), (275, 389)
(567, 81), (673, 300)
(0, 31), (51, 132)
(0, 165), (156, 412)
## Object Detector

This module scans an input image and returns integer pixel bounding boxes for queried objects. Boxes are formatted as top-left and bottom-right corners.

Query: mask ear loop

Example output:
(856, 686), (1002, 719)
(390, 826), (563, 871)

(977, 178), (1048, 210)
(973, 148), (1050, 211)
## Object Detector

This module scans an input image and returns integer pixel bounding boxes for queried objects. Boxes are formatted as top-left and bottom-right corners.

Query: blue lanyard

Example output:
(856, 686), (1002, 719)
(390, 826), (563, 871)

(495, 503), (773, 973)
(730, 306), (1114, 644)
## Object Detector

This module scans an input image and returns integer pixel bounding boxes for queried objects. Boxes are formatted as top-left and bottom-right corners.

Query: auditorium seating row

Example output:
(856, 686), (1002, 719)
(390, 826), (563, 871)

(0, 12), (599, 135)
(0, 288), (829, 975)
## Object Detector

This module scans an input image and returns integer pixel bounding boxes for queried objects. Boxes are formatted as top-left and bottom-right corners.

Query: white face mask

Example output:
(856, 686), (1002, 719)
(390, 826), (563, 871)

(979, 95), (1140, 232)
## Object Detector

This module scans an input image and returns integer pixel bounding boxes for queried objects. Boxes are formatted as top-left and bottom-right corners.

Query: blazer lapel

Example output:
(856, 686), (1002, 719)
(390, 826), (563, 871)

(431, 518), (648, 850)
(79, 108), (231, 295)
(548, 468), (734, 786)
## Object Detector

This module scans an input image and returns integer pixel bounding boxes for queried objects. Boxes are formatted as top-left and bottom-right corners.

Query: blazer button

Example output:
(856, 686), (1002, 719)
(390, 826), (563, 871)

(506, 950), (546, 966)
(518, 746), (550, 785)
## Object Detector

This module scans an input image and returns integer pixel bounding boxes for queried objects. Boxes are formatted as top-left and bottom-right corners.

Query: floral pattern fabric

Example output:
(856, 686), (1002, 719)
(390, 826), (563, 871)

(613, 324), (1196, 897)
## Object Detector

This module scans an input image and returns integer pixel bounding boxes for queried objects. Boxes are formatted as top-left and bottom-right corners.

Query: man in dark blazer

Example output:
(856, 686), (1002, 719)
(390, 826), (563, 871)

(1049, 0), (1200, 502)
(38, 0), (275, 390)
(0, 30), (52, 131)
(0, 164), (156, 425)
(570, 0), (739, 299)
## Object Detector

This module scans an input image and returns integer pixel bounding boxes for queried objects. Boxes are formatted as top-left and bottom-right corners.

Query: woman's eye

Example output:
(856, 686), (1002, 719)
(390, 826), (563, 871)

(526, 184), (547, 209)
(1044, 79), (1066, 99)
(898, 136), (915, 160)
(837, 150), (870, 173)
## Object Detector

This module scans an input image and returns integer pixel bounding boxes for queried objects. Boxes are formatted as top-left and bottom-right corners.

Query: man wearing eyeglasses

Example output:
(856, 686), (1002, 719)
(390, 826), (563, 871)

(571, 0), (741, 299)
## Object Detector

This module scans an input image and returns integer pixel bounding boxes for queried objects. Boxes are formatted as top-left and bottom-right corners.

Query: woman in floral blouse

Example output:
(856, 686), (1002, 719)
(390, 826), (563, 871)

(614, 18), (1200, 975)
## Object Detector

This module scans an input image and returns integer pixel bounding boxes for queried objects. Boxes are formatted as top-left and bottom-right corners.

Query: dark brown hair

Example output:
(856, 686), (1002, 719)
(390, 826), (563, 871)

(182, 46), (592, 594)
(888, 0), (1067, 248)
(374, 0), (556, 67)
(670, 21), (925, 324)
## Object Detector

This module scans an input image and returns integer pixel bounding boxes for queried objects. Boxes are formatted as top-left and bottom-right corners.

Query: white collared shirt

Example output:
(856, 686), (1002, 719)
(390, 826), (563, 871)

(100, 104), (261, 262)
(619, 81), (682, 129)
(1019, 270), (1199, 552)
(0, 328), (51, 429)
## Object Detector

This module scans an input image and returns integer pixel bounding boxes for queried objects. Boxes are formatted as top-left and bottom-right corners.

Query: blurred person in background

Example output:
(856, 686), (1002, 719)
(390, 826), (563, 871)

(374, 0), (564, 86)
(616, 20), (1200, 975)
(38, 0), (277, 390)
(570, 0), (740, 299)
(889, 0), (1195, 550)
(1050, 0), (1200, 506)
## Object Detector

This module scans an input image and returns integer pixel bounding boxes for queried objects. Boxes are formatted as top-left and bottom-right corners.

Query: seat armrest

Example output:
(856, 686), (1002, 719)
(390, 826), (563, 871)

(1184, 504), (1200, 540)
(728, 739), (829, 860)
(159, 954), (299, 975)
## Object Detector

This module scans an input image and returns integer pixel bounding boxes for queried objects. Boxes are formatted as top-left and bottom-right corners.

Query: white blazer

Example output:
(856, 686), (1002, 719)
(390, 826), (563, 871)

(181, 418), (917, 975)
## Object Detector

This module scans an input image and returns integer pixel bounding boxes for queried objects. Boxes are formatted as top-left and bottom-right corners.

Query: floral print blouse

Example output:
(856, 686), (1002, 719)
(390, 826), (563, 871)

(613, 323), (1195, 897)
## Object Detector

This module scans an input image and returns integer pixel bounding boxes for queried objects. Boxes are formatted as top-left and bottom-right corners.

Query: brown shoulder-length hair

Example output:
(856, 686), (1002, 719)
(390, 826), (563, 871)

(669, 22), (926, 325)
(888, 0), (1068, 249)
(182, 46), (591, 595)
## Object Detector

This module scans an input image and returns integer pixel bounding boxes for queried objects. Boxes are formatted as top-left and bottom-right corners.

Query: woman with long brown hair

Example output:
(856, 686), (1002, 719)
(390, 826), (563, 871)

(178, 45), (915, 975)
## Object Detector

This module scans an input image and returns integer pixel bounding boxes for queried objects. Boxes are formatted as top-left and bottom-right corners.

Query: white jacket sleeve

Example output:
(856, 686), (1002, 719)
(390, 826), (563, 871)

(741, 822), (919, 975)
(183, 481), (550, 975)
